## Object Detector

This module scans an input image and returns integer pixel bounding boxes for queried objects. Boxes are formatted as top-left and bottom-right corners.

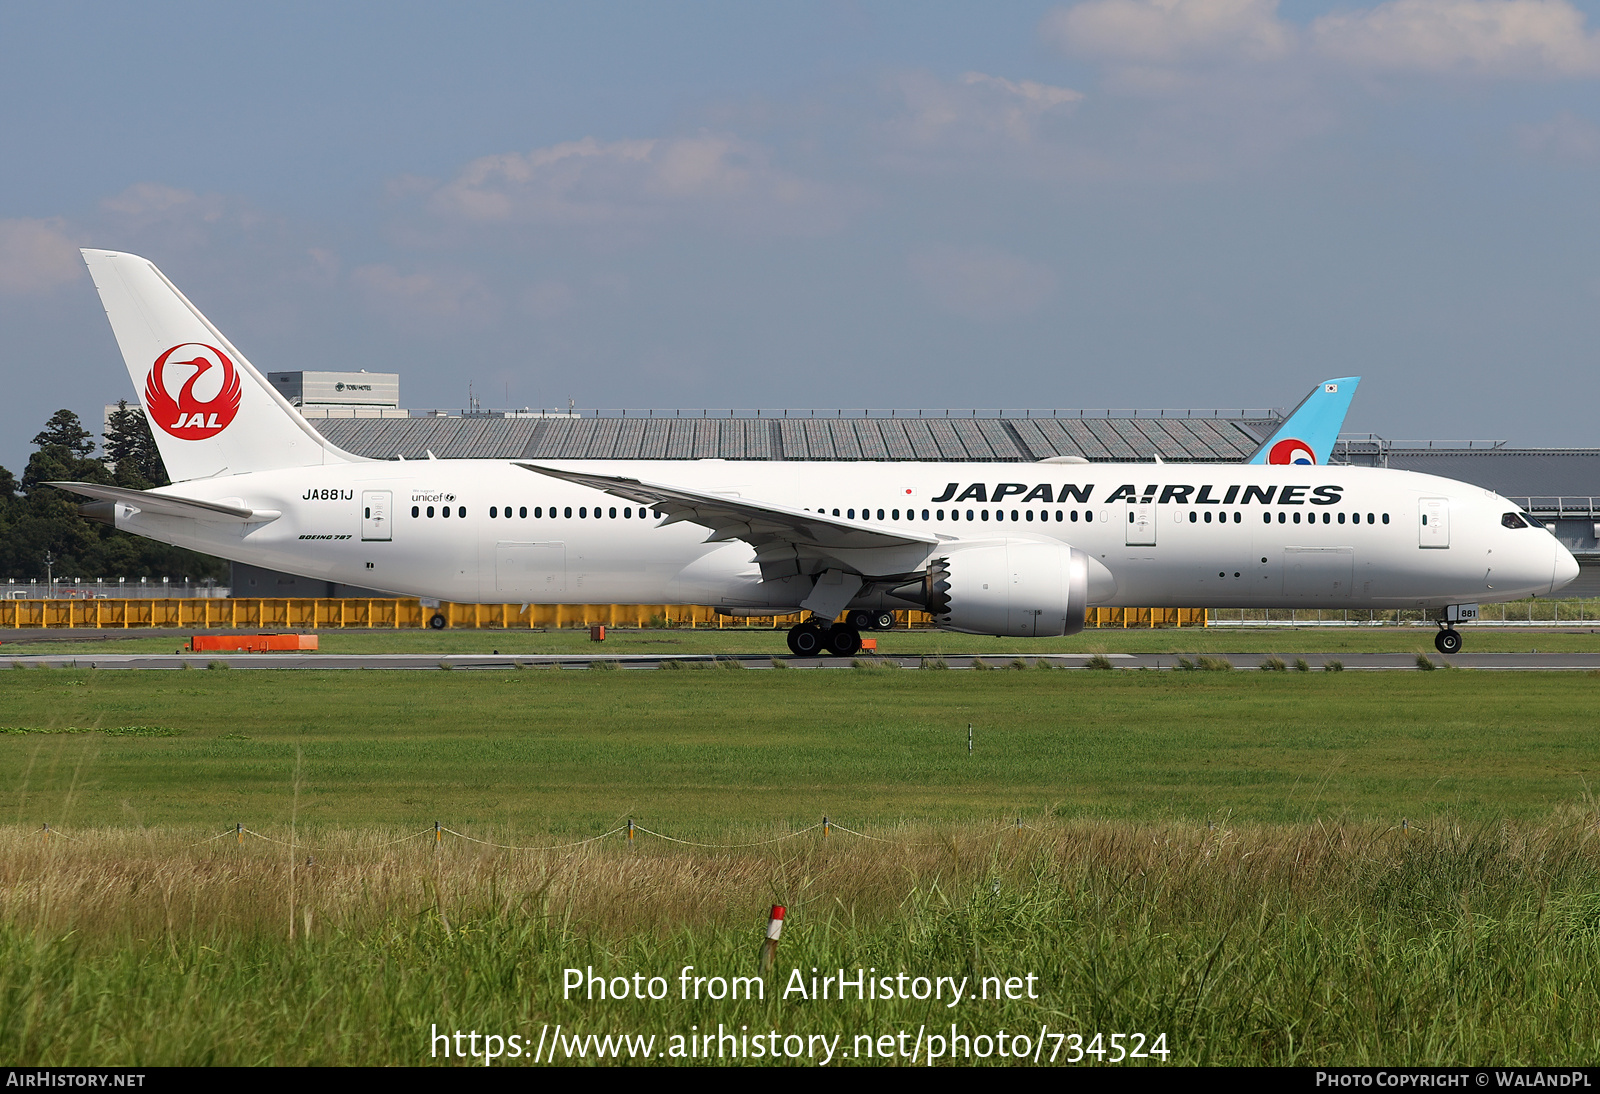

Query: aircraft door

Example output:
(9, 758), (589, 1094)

(361, 491), (392, 541)
(496, 541), (567, 597)
(1419, 498), (1449, 548)
(1125, 502), (1156, 546)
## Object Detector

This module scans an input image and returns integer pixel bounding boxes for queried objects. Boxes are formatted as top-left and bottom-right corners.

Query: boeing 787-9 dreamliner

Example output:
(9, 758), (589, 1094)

(52, 250), (1577, 657)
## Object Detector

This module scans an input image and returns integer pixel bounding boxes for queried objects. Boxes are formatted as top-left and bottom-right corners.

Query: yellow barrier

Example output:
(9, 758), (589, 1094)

(0, 599), (1207, 630)
(1086, 607), (1208, 629)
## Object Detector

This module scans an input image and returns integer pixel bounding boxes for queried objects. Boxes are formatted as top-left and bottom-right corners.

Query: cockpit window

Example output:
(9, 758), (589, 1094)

(1523, 513), (1546, 529)
(1502, 512), (1527, 529)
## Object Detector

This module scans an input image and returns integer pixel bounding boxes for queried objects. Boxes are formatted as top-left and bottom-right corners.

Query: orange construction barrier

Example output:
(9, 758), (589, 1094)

(189, 634), (318, 652)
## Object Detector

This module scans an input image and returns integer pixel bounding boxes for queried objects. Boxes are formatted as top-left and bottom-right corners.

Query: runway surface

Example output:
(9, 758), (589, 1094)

(4, 651), (1599, 671)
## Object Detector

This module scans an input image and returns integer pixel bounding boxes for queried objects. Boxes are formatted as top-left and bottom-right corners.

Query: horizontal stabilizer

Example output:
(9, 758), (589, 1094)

(45, 482), (279, 523)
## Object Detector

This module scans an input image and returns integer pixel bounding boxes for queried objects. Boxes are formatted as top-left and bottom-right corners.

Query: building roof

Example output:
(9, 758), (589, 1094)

(316, 413), (1266, 463)
(313, 414), (1600, 509)
(1373, 450), (1600, 509)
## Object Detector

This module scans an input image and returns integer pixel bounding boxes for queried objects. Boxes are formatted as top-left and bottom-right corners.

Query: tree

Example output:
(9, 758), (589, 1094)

(103, 400), (169, 488)
(1, 408), (226, 584)
(31, 409), (96, 458)
(22, 409), (109, 493)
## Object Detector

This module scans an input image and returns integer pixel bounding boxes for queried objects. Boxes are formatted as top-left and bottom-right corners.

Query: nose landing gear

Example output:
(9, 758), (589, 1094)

(1435, 603), (1477, 655)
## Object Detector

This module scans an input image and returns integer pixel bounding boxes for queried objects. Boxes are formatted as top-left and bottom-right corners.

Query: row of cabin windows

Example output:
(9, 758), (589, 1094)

(1173, 510), (1391, 525)
(810, 507), (1103, 523)
(802, 507), (1393, 527)
(406, 502), (1392, 527)
(1173, 509), (1389, 525)
(410, 504), (658, 520)
(1254, 511), (1387, 525)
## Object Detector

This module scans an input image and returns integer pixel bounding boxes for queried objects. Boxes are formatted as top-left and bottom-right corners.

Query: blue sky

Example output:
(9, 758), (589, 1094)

(3, 1), (1600, 470)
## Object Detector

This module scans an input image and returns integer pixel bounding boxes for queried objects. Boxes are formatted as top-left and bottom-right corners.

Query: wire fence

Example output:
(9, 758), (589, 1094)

(1208, 599), (1600, 627)
(27, 816), (1044, 853)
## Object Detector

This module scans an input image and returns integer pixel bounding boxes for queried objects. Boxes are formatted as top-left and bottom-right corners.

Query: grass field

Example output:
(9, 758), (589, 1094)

(6, 669), (1600, 1066)
(5, 623), (1600, 657)
(6, 819), (1600, 1066)
(6, 669), (1600, 831)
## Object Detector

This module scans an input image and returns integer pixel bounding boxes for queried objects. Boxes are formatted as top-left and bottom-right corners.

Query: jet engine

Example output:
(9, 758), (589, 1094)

(892, 540), (1092, 637)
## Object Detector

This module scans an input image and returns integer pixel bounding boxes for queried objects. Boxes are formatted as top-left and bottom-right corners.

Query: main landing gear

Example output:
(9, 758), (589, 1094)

(1434, 627), (1463, 655)
(786, 609), (899, 656)
(847, 609), (897, 632)
(785, 619), (862, 657)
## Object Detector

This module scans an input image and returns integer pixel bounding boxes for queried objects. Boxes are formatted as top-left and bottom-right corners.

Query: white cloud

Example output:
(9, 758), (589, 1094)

(427, 134), (854, 236)
(1311, 0), (1600, 77)
(1042, 0), (1295, 64)
(908, 245), (1058, 321)
(351, 264), (499, 326)
(960, 72), (1085, 110)
(100, 182), (213, 221)
(0, 218), (81, 294)
(883, 70), (1097, 177)
(1044, 0), (1600, 79)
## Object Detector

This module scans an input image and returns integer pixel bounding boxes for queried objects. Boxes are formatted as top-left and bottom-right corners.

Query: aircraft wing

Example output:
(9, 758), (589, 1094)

(45, 482), (280, 523)
(515, 463), (939, 580)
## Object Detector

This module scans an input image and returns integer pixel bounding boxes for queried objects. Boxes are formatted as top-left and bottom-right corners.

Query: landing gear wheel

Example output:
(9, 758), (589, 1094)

(846, 610), (874, 631)
(826, 626), (862, 657)
(1435, 628), (1462, 655)
(428, 612), (448, 630)
(871, 610), (896, 631)
(787, 623), (824, 656)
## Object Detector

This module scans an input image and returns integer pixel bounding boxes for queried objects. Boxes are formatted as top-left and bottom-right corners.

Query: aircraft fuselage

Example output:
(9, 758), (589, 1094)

(111, 458), (1573, 611)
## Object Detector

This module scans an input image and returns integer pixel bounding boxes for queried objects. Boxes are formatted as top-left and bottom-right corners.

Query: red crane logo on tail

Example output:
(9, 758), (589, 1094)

(145, 344), (242, 439)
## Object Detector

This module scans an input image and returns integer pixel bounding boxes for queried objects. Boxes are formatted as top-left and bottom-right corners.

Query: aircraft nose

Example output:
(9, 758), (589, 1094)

(1552, 540), (1580, 594)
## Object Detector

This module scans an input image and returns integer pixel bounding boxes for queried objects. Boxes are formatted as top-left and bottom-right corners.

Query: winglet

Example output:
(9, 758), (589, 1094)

(1246, 377), (1360, 466)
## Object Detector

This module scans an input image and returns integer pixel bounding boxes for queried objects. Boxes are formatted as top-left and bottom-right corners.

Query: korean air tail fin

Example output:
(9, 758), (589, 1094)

(81, 249), (363, 483)
(1246, 377), (1360, 466)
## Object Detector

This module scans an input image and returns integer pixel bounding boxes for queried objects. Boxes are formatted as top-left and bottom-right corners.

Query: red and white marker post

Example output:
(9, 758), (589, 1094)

(760, 904), (785, 972)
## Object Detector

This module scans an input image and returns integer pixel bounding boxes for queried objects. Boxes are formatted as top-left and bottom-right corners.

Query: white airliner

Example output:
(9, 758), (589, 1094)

(54, 250), (1577, 657)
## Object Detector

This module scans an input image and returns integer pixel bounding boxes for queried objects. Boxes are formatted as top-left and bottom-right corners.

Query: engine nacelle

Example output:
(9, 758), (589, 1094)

(914, 541), (1091, 637)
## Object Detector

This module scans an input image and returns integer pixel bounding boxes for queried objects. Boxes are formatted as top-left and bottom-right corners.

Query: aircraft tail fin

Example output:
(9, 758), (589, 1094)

(1246, 377), (1360, 466)
(80, 249), (363, 483)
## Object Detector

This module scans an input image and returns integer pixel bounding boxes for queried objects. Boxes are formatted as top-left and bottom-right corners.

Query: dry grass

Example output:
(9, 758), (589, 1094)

(6, 816), (1600, 1065)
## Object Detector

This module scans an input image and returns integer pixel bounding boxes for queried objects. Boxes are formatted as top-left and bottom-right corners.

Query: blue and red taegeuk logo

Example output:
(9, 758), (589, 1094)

(1267, 438), (1316, 465)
